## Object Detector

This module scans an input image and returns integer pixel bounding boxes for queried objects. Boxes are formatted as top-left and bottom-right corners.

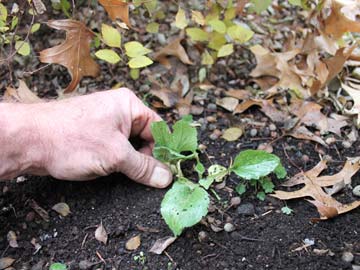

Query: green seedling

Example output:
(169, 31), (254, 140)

(49, 263), (67, 270)
(281, 206), (294, 215)
(134, 251), (147, 265)
(151, 116), (286, 236)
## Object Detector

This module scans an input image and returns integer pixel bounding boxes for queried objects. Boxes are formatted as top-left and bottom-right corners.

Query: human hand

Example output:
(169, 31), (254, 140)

(2, 88), (172, 188)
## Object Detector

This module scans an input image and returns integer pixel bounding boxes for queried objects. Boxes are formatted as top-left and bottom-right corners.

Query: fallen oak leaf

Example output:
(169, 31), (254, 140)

(4, 80), (42, 103)
(271, 158), (360, 220)
(39, 20), (100, 93)
(154, 37), (193, 68)
(98, 0), (130, 27)
(288, 125), (327, 146)
(149, 236), (177, 255)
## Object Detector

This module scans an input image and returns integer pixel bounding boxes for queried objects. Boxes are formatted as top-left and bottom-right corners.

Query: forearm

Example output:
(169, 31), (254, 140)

(0, 103), (47, 180)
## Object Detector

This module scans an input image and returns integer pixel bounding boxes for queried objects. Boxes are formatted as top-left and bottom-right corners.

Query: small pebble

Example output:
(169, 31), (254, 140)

(230, 197), (241, 207)
(198, 144), (207, 151)
(198, 231), (208, 242)
(224, 223), (235, 232)
(208, 124), (216, 131)
(25, 211), (36, 222)
(269, 124), (276, 131)
(236, 203), (255, 216)
(206, 116), (217, 123)
(301, 155), (310, 163)
(325, 137), (336, 145)
(250, 129), (258, 137)
(353, 185), (360, 197)
(207, 103), (217, 110)
(352, 265), (360, 270)
(342, 141), (352, 149)
(79, 260), (93, 270)
(342, 252), (354, 263)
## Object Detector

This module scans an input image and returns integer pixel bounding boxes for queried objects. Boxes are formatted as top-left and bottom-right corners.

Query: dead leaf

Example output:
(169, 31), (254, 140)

(52, 202), (71, 217)
(39, 20), (100, 93)
(7, 231), (18, 248)
(33, 0), (46, 14)
(225, 89), (251, 100)
(216, 97), (239, 112)
(222, 127), (243, 141)
(324, 0), (360, 39)
(4, 80), (42, 103)
(0, 257), (15, 270)
(154, 37), (193, 67)
(288, 125), (327, 146)
(95, 221), (108, 245)
(30, 238), (42, 254)
(272, 158), (360, 220)
(341, 82), (360, 127)
(98, 0), (130, 26)
(125, 235), (141, 250)
(149, 236), (177, 254)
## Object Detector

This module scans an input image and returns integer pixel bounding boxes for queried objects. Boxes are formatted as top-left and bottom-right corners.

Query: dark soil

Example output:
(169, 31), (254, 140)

(1, 102), (360, 270)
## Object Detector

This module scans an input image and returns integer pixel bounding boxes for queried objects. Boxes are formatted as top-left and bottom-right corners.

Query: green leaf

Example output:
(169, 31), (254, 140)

(256, 191), (266, 201)
(207, 164), (228, 183)
(201, 50), (214, 65)
(195, 160), (205, 178)
(198, 67), (206, 83)
(227, 25), (254, 43)
(130, 68), (140, 80)
(146, 22), (159, 33)
(95, 49), (121, 64)
(259, 178), (275, 193)
(151, 121), (172, 146)
(128, 55), (153, 68)
(208, 32), (227, 51)
(289, 0), (301, 6)
(124, 41), (152, 58)
(235, 183), (246, 195)
(175, 7), (188, 29)
(224, 7), (236, 20)
(186, 28), (209, 42)
(0, 3), (7, 22)
(281, 206), (293, 215)
(11, 16), (19, 30)
(30, 22), (40, 33)
(15, 41), (30, 56)
(231, 150), (282, 180)
(153, 146), (193, 163)
(161, 179), (209, 236)
(217, 44), (234, 58)
(208, 19), (226, 34)
(50, 263), (67, 270)
(144, 0), (158, 14)
(274, 164), (287, 179)
(249, 0), (272, 14)
(101, 23), (121, 48)
(170, 116), (198, 152)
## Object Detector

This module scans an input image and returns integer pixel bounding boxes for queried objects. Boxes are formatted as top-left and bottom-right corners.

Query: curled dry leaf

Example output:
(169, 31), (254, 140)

(0, 257), (15, 270)
(95, 222), (108, 245)
(222, 127), (243, 141)
(341, 82), (360, 127)
(154, 37), (193, 67)
(7, 231), (18, 248)
(30, 238), (42, 254)
(28, 199), (49, 222)
(216, 97), (239, 112)
(271, 158), (360, 220)
(52, 202), (71, 217)
(39, 20), (100, 93)
(149, 236), (177, 255)
(98, 0), (130, 26)
(288, 126), (327, 146)
(125, 235), (141, 251)
(4, 80), (42, 103)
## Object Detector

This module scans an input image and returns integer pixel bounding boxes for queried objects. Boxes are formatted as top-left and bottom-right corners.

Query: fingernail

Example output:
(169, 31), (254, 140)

(150, 166), (172, 188)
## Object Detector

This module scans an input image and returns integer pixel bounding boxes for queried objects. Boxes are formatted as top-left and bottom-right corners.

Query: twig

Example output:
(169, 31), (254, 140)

(96, 251), (106, 265)
(164, 251), (176, 265)
(81, 233), (88, 249)
(282, 143), (303, 173)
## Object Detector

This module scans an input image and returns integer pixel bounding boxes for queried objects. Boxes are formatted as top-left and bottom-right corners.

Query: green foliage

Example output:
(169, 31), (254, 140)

(95, 49), (121, 64)
(49, 263), (67, 270)
(281, 206), (294, 215)
(151, 117), (287, 236)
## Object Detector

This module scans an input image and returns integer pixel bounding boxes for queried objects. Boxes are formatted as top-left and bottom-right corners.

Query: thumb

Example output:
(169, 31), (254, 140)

(118, 140), (172, 188)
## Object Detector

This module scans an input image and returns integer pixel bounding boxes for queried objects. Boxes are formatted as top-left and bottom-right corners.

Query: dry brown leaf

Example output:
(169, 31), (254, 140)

(98, 0), (130, 26)
(28, 199), (49, 222)
(225, 89), (251, 100)
(39, 20), (100, 93)
(4, 80), (42, 103)
(7, 231), (18, 248)
(154, 37), (193, 67)
(52, 202), (71, 217)
(149, 236), (177, 255)
(288, 125), (327, 146)
(33, 0), (46, 14)
(125, 235), (141, 251)
(324, 0), (360, 39)
(95, 221), (108, 245)
(272, 158), (360, 220)
(341, 82), (360, 127)
(0, 257), (15, 270)
(216, 97), (239, 112)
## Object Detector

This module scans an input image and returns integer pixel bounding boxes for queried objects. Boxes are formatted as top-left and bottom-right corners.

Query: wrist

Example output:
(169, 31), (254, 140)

(0, 103), (48, 179)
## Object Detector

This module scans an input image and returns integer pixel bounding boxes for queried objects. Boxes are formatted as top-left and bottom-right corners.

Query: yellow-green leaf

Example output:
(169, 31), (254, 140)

(217, 44), (234, 57)
(124, 41), (152, 58)
(130, 68), (140, 80)
(101, 23), (121, 48)
(15, 41), (30, 56)
(201, 50), (214, 65)
(175, 8), (188, 29)
(186, 28), (209, 42)
(146, 22), (159, 33)
(95, 49), (121, 64)
(208, 32), (227, 51)
(0, 3), (7, 22)
(208, 19), (226, 34)
(11, 16), (18, 30)
(227, 25), (254, 43)
(191, 10), (205, 25)
(224, 7), (236, 20)
(31, 23), (41, 33)
(128, 55), (153, 68)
